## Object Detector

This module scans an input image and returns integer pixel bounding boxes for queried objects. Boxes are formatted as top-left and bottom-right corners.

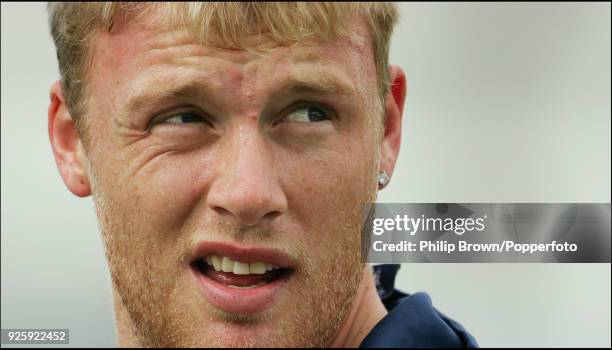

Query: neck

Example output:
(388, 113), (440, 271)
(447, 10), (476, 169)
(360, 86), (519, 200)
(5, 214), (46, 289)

(328, 265), (388, 348)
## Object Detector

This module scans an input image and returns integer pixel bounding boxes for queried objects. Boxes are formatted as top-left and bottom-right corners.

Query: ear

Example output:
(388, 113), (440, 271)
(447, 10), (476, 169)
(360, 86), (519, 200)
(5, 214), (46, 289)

(48, 80), (91, 197)
(379, 65), (407, 185)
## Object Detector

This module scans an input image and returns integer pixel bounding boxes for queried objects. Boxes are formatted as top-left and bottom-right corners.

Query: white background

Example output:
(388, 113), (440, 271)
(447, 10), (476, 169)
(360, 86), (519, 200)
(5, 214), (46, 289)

(1, 2), (610, 347)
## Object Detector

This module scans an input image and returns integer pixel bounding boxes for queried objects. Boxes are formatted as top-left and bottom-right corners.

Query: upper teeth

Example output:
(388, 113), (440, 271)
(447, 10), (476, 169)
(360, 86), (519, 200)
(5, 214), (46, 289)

(205, 255), (278, 275)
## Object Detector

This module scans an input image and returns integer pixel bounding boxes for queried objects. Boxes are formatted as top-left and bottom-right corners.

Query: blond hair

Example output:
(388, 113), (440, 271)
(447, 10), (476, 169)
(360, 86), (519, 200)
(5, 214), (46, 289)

(48, 2), (398, 128)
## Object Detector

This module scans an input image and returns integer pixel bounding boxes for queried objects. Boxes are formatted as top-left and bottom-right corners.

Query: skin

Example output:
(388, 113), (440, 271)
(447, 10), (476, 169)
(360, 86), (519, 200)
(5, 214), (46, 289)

(48, 9), (406, 348)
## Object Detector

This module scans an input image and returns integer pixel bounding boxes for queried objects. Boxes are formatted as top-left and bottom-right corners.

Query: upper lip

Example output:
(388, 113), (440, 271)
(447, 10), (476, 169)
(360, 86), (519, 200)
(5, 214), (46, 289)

(191, 241), (298, 269)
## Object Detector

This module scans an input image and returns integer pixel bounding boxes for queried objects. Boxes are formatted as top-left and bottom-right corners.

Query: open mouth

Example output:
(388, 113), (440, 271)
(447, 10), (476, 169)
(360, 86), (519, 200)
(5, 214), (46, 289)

(192, 255), (292, 289)
(189, 242), (296, 314)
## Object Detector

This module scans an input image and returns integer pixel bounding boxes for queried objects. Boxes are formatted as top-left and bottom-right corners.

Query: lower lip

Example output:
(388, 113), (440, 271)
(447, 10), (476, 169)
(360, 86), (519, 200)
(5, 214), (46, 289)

(192, 267), (290, 314)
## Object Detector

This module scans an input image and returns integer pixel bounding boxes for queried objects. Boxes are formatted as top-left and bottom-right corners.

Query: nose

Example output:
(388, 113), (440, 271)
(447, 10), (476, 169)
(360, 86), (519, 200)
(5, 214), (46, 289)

(206, 125), (288, 227)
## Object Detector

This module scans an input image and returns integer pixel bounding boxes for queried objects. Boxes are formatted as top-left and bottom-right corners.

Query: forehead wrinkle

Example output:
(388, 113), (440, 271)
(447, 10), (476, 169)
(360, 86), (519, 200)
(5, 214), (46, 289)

(116, 53), (246, 117)
(121, 50), (359, 115)
(102, 20), (371, 119)
(235, 41), (363, 103)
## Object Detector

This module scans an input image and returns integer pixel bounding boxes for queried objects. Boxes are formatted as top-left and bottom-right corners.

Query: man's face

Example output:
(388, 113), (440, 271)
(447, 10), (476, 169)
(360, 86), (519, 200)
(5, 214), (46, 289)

(81, 11), (382, 347)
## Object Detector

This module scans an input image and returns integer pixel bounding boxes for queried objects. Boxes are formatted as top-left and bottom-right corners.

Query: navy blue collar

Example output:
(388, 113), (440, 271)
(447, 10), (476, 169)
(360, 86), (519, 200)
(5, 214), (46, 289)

(360, 264), (479, 348)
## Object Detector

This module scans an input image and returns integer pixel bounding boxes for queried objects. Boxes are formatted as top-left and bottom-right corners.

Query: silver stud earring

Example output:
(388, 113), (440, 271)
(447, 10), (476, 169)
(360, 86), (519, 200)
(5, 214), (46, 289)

(378, 170), (390, 188)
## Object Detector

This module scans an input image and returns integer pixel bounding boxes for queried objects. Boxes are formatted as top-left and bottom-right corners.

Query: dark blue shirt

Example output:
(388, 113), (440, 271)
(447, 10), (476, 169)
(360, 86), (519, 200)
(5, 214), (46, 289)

(360, 264), (479, 348)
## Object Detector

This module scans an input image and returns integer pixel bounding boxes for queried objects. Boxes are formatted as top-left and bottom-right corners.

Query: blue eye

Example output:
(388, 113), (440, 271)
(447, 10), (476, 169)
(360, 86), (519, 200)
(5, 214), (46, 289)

(285, 106), (329, 123)
(163, 112), (203, 124)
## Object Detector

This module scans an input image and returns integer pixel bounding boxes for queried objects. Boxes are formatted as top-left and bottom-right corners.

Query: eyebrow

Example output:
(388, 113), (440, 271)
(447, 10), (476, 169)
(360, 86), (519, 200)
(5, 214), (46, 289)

(122, 81), (211, 116)
(122, 72), (355, 116)
(275, 74), (356, 98)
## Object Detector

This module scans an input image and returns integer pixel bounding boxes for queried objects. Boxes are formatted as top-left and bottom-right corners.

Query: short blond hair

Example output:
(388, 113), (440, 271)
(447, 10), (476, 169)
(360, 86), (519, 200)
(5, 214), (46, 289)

(48, 2), (398, 128)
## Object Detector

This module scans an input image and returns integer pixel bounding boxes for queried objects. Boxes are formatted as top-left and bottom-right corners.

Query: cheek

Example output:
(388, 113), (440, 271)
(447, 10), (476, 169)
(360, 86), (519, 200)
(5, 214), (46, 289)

(281, 141), (377, 246)
(117, 152), (213, 235)
(156, 166), (209, 228)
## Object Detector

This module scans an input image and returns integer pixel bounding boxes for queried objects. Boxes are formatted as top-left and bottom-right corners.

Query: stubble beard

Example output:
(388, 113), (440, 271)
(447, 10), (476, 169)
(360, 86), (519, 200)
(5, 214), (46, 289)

(90, 176), (373, 347)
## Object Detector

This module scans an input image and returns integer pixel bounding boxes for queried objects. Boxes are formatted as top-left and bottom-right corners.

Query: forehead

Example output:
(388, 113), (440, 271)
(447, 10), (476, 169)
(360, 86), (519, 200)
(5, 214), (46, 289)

(87, 9), (377, 95)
